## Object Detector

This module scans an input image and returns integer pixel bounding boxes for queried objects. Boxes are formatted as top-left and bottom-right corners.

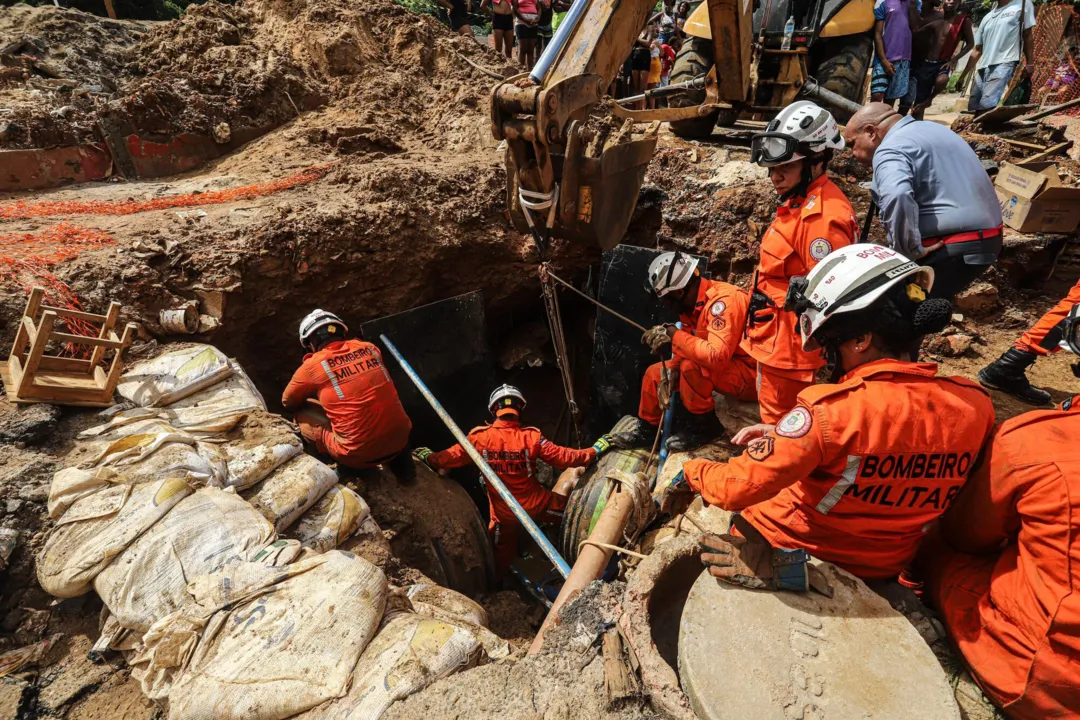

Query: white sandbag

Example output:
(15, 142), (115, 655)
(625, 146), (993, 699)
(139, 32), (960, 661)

(403, 584), (511, 661)
(250, 539), (307, 567)
(132, 551), (387, 720)
(49, 426), (226, 519)
(161, 363), (268, 434)
(404, 584), (489, 628)
(242, 454), (338, 533)
(299, 610), (482, 720)
(291, 486), (370, 553)
(213, 412), (303, 491)
(93, 488), (275, 633)
(37, 477), (193, 598)
(118, 345), (233, 407)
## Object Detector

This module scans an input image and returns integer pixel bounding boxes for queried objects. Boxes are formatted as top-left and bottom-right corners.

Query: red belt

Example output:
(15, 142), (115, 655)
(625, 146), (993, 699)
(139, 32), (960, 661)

(922, 226), (1003, 247)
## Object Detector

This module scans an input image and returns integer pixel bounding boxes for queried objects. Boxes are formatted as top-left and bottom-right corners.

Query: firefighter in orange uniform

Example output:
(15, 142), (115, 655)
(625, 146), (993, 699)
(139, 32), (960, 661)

(283, 310), (415, 482)
(978, 277), (1080, 406)
(671, 245), (994, 590)
(745, 101), (859, 424)
(612, 251), (757, 452)
(917, 395), (1080, 719)
(416, 385), (612, 577)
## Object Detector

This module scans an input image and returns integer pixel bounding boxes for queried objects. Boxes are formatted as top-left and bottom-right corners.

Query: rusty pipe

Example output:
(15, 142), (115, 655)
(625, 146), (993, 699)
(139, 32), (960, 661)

(527, 483), (636, 655)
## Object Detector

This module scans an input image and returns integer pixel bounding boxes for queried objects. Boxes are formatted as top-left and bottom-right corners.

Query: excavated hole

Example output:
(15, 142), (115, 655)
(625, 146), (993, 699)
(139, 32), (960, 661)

(647, 552), (703, 680)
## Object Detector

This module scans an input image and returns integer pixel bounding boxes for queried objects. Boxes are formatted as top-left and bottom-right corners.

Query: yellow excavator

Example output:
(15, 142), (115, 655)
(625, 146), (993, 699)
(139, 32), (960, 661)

(490, 0), (874, 251)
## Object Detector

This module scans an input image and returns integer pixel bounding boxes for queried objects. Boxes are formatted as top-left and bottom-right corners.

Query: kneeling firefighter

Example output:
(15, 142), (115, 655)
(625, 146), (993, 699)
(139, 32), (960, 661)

(416, 385), (613, 578)
(282, 310), (415, 482)
(673, 244), (995, 590)
(614, 251), (758, 451)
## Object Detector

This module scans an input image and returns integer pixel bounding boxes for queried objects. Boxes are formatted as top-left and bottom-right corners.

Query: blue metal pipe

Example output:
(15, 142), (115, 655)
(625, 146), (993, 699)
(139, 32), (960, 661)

(529, 0), (590, 84)
(654, 322), (682, 486)
(380, 334), (573, 579)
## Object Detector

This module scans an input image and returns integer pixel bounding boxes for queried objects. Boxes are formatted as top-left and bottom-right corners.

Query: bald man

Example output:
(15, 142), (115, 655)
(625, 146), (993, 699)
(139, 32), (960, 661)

(845, 102), (1002, 303)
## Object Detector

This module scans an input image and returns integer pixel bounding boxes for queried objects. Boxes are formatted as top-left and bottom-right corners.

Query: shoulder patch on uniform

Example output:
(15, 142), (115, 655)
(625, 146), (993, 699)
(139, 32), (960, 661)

(746, 436), (774, 461)
(710, 300), (726, 317)
(775, 406), (813, 439)
(809, 238), (831, 260)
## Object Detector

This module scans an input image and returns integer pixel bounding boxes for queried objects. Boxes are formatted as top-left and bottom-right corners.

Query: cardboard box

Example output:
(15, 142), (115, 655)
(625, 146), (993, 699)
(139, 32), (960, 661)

(995, 162), (1080, 234)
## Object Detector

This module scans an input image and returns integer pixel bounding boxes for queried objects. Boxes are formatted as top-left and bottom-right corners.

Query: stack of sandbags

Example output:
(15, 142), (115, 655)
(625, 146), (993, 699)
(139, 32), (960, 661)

(242, 454), (340, 534)
(116, 345), (234, 408)
(288, 485), (371, 553)
(93, 487), (276, 633)
(131, 551), (388, 720)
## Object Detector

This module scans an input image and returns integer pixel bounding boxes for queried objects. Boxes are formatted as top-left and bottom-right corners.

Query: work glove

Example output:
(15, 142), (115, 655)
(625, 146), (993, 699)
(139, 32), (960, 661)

(699, 515), (834, 597)
(659, 469), (694, 515)
(642, 324), (673, 355)
(657, 367), (679, 411)
(592, 434), (614, 457)
(414, 447), (435, 469)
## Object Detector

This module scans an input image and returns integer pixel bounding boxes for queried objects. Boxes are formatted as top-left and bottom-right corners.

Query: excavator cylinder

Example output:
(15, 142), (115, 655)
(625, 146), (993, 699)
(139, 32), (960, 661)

(530, 0), (591, 84)
(800, 78), (862, 119)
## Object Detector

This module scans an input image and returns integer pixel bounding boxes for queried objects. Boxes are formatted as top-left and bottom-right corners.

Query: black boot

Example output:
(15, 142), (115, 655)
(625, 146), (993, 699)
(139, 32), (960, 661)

(977, 348), (1051, 406)
(610, 417), (658, 449)
(666, 405), (724, 453)
(386, 447), (417, 484)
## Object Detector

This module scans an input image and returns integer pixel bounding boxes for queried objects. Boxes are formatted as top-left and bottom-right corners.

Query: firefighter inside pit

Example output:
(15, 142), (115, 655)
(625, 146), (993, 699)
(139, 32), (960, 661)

(611, 251), (758, 452)
(745, 101), (859, 425)
(669, 244), (995, 591)
(282, 310), (416, 483)
(415, 385), (613, 578)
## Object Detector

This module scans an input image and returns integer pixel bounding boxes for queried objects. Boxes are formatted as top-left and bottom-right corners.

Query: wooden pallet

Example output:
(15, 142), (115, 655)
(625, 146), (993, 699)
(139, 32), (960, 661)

(2, 287), (138, 407)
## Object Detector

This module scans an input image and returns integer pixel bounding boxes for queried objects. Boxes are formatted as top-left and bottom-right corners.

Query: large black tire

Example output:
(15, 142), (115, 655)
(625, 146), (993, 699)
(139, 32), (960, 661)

(813, 34), (875, 122)
(668, 36), (738, 138)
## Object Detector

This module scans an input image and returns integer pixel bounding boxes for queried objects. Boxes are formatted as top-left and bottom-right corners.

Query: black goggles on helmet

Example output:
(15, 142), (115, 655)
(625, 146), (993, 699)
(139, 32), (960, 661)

(750, 132), (803, 166)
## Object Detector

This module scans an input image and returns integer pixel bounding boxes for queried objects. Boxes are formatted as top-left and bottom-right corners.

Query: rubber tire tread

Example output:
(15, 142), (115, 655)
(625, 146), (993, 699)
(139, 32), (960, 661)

(813, 34), (874, 121)
(668, 37), (737, 138)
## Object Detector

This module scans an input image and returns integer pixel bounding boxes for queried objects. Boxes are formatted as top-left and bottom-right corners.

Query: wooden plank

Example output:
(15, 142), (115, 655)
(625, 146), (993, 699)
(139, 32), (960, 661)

(602, 629), (636, 706)
(38, 356), (94, 373)
(32, 373), (102, 390)
(48, 331), (128, 350)
(102, 323), (139, 401)
(1026, 141), (1073, 164)
(39, 304), (109, 324)
(10, 288), (43, 362)
(1001, 138), (1048, 151)
(89, 301), (121, 369)
(19, 317), (37, 349)
(0, 364), (113, 407)
(17, 310), (54, 397)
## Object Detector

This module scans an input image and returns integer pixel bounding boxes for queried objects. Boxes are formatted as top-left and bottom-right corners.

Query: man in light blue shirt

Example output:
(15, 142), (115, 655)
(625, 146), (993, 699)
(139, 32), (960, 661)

(845, 102), (1002, 302)
(968, 0), (1036, 110)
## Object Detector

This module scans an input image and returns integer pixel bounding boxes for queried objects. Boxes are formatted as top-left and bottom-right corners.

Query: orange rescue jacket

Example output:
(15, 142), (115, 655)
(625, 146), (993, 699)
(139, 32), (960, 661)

(281, 339), (411, 454)
(938, 398), (1080, 718)
(428, 417), (595, 521)
(683, 359), (994, 579)
(742, 174), (858, 370)
(671, 278), (757, 380)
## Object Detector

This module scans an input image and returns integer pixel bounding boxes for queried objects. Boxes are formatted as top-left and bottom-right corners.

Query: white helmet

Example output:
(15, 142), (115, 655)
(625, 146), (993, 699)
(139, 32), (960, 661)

(751, 101), (845, 168)
(789, 244), (934, 351)
(648, 251), (699, 297)
(299, 309), (348, 348)
(489, 384), (526, 413)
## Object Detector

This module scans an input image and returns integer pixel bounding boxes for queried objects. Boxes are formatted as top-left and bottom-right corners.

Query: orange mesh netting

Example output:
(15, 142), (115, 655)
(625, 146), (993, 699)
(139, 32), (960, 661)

(1032, 5), (1080, 116)
(0, 223), (118, 343)
(0, 164), (329, 221)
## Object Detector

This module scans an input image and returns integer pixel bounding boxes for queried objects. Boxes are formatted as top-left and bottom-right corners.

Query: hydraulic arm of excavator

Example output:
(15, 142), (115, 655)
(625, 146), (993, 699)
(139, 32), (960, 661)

(490, 0), (754, 252)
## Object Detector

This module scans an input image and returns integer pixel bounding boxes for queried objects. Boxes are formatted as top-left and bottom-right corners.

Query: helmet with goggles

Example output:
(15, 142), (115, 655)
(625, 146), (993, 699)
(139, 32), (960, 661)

(751, 101), (846, 168)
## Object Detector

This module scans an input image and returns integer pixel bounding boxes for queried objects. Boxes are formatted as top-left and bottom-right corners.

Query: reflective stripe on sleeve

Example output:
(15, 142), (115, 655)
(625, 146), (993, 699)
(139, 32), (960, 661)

(815, 455), (862, 515)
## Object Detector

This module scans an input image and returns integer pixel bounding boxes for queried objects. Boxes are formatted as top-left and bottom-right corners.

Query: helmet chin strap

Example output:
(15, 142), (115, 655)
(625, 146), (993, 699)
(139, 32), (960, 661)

(778, 149), (826, 203)
(824, 343), (846, 383)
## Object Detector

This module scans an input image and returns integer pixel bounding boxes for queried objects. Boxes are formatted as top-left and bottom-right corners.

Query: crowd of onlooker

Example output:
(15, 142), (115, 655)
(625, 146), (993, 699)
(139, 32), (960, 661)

(871, 0), (1039, 118)
(440, 0), (693, 101)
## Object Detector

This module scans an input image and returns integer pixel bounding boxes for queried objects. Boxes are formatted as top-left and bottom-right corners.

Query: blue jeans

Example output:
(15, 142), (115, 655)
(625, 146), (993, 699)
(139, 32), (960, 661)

(968, 61), (1018, 111)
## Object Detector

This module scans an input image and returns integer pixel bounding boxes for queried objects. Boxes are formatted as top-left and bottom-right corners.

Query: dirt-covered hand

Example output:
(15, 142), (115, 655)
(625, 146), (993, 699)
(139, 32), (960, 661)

(731, 423), (775, 445)
(657, 369), (678, 410)
(659, 471), (694, 515)
(642, 325), (673, 354)
(699, 516), (833, 596)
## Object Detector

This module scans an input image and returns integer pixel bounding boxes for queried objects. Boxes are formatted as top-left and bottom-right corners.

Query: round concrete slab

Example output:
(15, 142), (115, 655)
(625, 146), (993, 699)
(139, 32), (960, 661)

(678, 561), (962, 720)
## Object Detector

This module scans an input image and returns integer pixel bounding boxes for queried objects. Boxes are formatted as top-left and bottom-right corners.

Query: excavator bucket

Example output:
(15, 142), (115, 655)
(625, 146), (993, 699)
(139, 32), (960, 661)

(505, 132), (657, 252)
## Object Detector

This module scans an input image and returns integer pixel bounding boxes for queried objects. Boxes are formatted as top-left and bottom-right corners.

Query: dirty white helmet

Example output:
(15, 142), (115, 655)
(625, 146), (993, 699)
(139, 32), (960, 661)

(489, 384), (526, 413)
(299, 309), (348, 348)
(648, 251), (699, 297)
(789, 244), (934, 351)
(751, 101), (845, 168)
